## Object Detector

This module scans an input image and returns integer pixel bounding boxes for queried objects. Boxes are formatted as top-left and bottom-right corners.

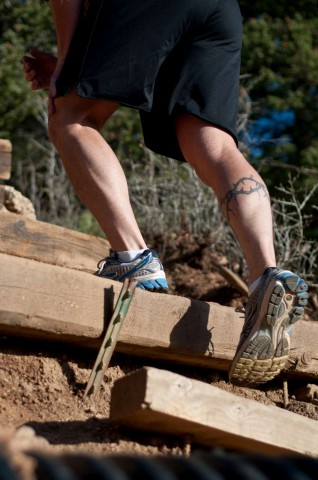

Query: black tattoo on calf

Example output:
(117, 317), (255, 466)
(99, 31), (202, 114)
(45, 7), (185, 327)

(221, 175), (269, 221)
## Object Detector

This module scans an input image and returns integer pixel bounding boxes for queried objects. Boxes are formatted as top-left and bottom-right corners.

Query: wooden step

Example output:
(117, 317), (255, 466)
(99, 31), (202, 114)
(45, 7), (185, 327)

(0, 211), (110, 273)
(0, 185), (5, 207)
(0, 252), (317, 378)
(110, 366), (318, 456)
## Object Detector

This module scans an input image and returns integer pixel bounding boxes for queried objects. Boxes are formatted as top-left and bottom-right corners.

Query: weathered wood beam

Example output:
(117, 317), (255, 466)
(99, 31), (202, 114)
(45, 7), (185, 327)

(0, 140), (12, 180)
(1, 253), (317, 378)
(0, 211), (110, 273)
(0, 185), (5, 208)
(110, 367), (318, 456)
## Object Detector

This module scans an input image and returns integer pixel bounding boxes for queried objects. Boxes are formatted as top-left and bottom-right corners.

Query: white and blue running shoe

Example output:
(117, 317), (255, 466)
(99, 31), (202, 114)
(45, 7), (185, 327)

(229, 267), (308, 386)
(95, 249), (168, 292)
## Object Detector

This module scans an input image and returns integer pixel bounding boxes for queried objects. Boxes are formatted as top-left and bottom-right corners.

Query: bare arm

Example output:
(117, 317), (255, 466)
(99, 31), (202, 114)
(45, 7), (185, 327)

(48, 0), (82, 111)
(50, 0), (82, 62)
(23, 1), (83, 108)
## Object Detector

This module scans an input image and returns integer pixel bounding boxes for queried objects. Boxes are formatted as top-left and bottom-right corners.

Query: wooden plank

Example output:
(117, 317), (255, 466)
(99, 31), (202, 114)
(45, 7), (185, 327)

(0, 185), (5, 207)
(0, 211), (110, 273)
(0, 253), (318, 377)
(0, 140), (12, 180)
(110, 367), (318, 456)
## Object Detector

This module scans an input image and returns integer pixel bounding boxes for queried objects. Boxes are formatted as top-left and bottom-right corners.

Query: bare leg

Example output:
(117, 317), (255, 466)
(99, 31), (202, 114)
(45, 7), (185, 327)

(175, 115), (276, 285)
(48, 90), (147, 251)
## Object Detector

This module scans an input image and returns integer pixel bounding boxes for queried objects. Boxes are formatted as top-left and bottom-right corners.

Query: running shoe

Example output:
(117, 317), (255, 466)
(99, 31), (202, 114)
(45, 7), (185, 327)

(94, 249), (168, 292)
(229, 267), (308, 386)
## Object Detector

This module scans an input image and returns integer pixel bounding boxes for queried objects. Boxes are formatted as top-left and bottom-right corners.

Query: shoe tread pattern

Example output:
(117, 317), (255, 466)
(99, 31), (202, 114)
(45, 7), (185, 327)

(230, 271), (308, 386)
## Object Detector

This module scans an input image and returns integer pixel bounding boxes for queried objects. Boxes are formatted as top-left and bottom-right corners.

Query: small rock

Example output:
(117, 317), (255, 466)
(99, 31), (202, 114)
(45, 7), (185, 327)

(294, 384), (318, 405)
(2, 185), (36, 220)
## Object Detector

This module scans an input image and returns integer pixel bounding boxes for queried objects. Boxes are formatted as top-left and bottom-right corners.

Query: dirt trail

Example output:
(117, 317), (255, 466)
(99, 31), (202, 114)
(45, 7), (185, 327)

(1, 239), (317, 455)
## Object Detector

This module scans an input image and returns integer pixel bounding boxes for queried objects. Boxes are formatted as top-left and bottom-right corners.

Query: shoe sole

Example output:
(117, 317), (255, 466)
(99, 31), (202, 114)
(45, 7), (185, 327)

(136, 281), (169, 293)
(229, 273), (308, 386)
(130, 272), (169, 293)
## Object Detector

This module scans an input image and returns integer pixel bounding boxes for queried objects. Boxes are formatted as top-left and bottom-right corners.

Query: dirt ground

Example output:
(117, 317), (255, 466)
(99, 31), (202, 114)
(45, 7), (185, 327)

(0, 234), (317, 459)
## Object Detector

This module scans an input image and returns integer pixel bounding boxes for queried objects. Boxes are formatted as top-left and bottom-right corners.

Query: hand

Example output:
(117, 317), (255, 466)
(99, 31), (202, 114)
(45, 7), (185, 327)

(22, 48), (57, 90)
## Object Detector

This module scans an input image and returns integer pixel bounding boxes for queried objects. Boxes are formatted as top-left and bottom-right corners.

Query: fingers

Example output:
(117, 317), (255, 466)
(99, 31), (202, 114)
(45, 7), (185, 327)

(22, 47), (61, 105)
(22, 59), (39, 89)
(28, 47), (55, 61)
(22, 55), (37, 80)
(22, 56), (34, 73)
(24, 67), (36, 81)
(22, 51), (54, 90)
(32, 79), (39, 91)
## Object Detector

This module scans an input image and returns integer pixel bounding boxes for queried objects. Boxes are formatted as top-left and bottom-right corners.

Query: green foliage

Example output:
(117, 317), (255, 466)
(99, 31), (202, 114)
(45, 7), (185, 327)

(273, 177), (318, 282)
(101, 107), (144, 164)
(239, 1), (318, 20)
(0, 0), (54, 136)
(77, 210), (104, 238)
(0, 0), (59, 219)
(238, 5), (318, 238)
(241, 13), (318, 158)
(0, 0), (317, 282)
(0, 0), (146, 224)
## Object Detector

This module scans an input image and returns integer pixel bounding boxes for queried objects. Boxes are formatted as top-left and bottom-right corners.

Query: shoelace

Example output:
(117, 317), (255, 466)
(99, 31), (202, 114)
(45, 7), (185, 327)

(96, 257), (109, 274)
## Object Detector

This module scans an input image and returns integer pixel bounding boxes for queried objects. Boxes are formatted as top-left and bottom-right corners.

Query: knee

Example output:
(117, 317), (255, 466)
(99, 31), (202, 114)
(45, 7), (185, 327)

(48, 114), (81, 151)
(194, 141), (241, 186)
(179, 131), (239, 185)
(176, 115), (238, 169)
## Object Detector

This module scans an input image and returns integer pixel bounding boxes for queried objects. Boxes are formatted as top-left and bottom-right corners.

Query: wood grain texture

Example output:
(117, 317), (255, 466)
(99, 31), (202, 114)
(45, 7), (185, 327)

(0, 253), (317, 377)
(0, 211), (110, 273)
(0, 186), (5, 206)
(110, 367), (318, 456)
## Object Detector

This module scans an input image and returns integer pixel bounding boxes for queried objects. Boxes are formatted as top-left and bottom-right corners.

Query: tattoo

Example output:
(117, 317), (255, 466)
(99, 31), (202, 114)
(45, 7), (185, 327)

(221, 175), (269, 221)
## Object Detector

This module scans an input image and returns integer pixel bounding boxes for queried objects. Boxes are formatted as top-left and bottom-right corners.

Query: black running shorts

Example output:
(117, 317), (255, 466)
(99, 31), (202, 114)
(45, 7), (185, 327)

(56, 0), (243, 161)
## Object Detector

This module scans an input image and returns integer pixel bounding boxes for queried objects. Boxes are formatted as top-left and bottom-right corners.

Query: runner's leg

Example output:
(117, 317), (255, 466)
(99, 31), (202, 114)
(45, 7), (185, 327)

(48, 90), (147, 252)
(175, 114), (276, 286)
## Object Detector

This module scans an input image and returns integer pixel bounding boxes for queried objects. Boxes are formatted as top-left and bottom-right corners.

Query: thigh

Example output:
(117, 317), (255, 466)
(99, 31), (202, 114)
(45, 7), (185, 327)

(140, 0), (242, 161)
(57, 0), (223, 105)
